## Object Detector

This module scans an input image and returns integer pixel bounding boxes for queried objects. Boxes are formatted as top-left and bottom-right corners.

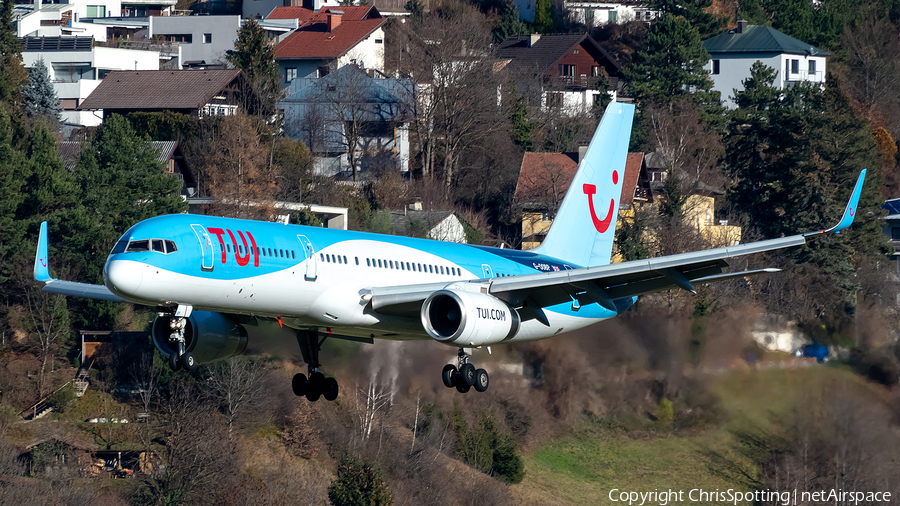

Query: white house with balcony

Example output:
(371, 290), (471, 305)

(21, 36), (159, 126)
(703, 21), (828, 108)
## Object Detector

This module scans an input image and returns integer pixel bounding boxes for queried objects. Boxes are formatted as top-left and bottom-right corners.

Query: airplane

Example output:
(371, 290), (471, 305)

(33, 102), (867, 402)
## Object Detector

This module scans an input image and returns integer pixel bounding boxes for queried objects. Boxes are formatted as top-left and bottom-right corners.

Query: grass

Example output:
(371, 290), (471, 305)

(513, 365), (867, 506)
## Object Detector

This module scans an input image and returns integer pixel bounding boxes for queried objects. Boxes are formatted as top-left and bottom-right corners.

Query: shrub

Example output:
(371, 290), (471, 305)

(656, 398), (674, 429)
(327, 453), (393, 506)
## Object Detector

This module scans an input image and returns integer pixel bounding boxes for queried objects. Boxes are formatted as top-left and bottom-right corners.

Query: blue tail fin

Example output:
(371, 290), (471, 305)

(34, 221), (52, 282)
(533, 101), (636, 267)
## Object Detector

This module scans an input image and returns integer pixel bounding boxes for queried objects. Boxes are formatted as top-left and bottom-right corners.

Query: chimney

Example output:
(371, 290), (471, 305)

(578, 145), (588, 163)
(736, 19), (747, 33)
(327, 10), (342, 32)
(528, 33), (541, 47)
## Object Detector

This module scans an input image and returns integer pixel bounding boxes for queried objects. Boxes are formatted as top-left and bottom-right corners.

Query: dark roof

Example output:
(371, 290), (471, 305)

(703, 25), (829, 56)
(389, 210), (454, 231)
(494, 34), (623, 76)
(78, 69), (243, 111)
(268, 5), (380, 21)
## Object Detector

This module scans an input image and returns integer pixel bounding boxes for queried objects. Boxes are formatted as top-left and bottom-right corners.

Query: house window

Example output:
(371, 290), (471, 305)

(791, 59), (799, 74)
(285, 67), (297, 82)
(608, 10), (617, 22)
(203, 33), (212, 44)
(893, 228), (900, 240)
(375, 39), (383, 44)
(546, 92), (563, 108)
(591, 66), (600, 76)
(86, 5), (104, 17)
(712, 59), (720, 75)
(317, 66), (330, 77)
(559, 64), (575, 76)
(584, 8), (594, 24)
(808, 60), (816, 75)
(573, 49), (580, 54)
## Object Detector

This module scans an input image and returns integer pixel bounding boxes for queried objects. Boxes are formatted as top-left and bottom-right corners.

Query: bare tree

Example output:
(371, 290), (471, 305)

(206, 357), (266, 434)
(129, 349), (160, 416)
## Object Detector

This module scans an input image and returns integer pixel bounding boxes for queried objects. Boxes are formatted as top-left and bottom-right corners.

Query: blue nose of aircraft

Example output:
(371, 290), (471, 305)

(105, 259), (144, 298)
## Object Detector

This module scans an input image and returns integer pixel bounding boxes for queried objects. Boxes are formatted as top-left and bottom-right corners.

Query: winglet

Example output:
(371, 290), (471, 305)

(34, 221), (52, 283)
(804, 169), (866, 237)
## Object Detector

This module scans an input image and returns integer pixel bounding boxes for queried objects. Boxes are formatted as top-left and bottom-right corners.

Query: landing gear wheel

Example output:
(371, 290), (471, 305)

(168, 353), (181, 372)
(323, 377), (339, 401)
(459, 363), (476, 387)
(442, 364), (457, 388)
(456, 383), (471, 393)
(306, 372), (325, 402)
(181, 352), (195, 370)
(292, 373), (307, 397)
(474, 369), (489, 392)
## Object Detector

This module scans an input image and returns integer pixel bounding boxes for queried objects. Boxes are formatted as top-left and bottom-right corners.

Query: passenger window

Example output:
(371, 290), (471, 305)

(440, 266), (444, 275)
(292, 251), (296, 259)
(126, 240), (151, 252)
(429, 265), (433, 273)
(378, 259), (382, 268)
(320, 253), (324, 261)
(269, 248), (273, 256)
(418, 264), (422, 272)
(366, 258), (370, 267)
(344, 255), (348, 264)
(389, 260), (394, 269)
(355, 257), (359, 265)
(400, 262), (405, 271)
(280, 250), (284, 258)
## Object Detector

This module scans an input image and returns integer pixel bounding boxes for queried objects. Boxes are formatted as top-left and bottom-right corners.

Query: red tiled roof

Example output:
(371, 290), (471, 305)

(619, 153), (644, 207)
(514, 152), (579, 205)
(274, 18), (385, 60)
(268, 5), (378, 21)
(514, 151), (644, 207)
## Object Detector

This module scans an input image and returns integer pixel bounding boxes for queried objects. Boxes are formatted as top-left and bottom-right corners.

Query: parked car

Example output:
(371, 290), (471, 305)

(793, 343), (830, 363)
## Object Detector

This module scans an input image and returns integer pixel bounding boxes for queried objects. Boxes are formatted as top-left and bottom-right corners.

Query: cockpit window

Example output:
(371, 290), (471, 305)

(123, 239), (178, 254)
(126, 240), (151, 252)
(111, 241), (127, 254)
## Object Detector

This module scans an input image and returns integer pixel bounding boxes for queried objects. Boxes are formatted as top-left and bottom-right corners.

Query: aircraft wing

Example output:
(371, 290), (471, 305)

(370, 169), (866, 315)
(33, 221), (126, 302)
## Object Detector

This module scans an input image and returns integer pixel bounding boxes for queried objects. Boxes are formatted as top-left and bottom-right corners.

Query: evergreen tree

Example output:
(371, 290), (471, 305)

(0, 109), (30, 283)
(648, 0), (725, 39)
(492, 2), (528, 43)
(534, 0), (553, 33)
(20, 122), (77, 228)
(624, 14), (720, 112)
(226, 19), (280, 118)
(725, 68), (884, 305)
(22, 59), (61, 122)
(327, 454), (393, 506)
(0, 0), (27, 109)
(404, 0), (425, 24)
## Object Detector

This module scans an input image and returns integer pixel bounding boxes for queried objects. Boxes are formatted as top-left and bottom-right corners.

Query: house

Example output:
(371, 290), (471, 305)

(389, 209), (467, 243)
(280, 64), (412, 176)
(187, 199), (349, 229)
(78, 69), (250, 118)
(881, 199), (900, 267)
(494, 33), (628, 116)
(120, 0), (177, 17)
(21, 36), (160, 126)
(147, 15), (241, 68)
(269, 5), (386, 82)
(13, 2), (108, 40)
(703, 20), (828, 108)
(514, 0), (653, 24)
(514, 150), (650, 250)
(57, 140), (197, 196)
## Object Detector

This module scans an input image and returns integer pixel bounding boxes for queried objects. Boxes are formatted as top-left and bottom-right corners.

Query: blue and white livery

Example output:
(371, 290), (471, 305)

(33, 102), (867, 401)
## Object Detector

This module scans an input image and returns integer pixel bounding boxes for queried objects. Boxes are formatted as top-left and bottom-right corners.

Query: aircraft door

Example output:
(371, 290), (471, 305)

(190, 224), (215, 272)
(297, 235), (317, 280)
(481, 264), (494, 279)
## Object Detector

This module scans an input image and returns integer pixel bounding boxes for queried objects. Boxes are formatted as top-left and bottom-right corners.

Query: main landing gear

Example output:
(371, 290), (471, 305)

(166, 306), (195, 372)
(291, 330), (339, 402)
(442, 348), (489, 394)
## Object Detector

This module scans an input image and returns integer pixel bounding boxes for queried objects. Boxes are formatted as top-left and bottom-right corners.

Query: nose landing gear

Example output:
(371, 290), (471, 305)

(291, 329), (339, 402)
(165, 305), (195, 371)
(442, 348), (489, 393)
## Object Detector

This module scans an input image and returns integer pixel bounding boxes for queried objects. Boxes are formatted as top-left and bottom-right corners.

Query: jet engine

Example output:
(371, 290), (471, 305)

(151, 311), (249, 365)
(421, 290), (520, 347)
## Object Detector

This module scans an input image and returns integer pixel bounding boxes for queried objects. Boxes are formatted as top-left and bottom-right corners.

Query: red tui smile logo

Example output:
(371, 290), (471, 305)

(584, 170), (618, 233)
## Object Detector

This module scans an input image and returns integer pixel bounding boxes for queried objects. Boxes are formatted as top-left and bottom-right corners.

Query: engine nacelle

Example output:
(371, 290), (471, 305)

(421, 290), (520, 347)
(151, 311), (249, 365)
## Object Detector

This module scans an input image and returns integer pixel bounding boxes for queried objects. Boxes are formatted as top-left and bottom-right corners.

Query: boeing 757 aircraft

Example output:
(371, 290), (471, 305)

(33, 102), (866, 402)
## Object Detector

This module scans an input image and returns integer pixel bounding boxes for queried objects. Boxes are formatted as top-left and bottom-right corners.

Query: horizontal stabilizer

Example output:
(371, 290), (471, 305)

(34, 220), (125, 302)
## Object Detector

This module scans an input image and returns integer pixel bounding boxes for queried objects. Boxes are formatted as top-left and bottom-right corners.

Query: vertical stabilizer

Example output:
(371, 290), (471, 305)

(532, 101), (635, 267)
